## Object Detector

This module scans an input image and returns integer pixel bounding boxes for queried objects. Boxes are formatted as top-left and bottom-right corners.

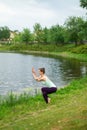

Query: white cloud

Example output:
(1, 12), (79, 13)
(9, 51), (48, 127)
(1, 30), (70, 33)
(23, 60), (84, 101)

(0, 0), (86, 31)
(0, 3), (15, 15)
(0, 2), (16, 24)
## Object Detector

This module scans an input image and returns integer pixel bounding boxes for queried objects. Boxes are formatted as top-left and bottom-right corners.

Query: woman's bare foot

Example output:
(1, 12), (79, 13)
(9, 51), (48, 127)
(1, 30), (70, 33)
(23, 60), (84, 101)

(48, 98), (51, 103)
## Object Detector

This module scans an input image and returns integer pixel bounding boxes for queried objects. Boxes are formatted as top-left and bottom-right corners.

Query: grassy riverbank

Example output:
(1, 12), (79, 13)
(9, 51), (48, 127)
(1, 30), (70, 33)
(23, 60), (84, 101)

(0, 77), (87, 130)
(0, 43), (87, 61)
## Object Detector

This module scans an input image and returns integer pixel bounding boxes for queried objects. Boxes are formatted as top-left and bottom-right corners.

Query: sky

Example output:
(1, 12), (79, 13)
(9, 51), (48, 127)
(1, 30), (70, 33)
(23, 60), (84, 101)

(0, 0), (86, 31)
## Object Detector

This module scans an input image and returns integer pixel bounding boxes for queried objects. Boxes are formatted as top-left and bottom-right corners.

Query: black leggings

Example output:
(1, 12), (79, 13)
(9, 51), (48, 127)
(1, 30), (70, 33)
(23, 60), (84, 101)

(41, 87), (57, 103)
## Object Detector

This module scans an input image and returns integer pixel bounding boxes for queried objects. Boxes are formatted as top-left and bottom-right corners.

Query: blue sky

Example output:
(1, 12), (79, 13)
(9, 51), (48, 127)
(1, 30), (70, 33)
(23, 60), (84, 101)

(0, 0), (86, 31)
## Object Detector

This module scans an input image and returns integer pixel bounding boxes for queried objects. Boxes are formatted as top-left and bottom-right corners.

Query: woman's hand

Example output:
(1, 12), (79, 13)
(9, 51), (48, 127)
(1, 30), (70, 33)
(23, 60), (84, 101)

(32, 67), (36, 74)
(32, 67), (38, 80)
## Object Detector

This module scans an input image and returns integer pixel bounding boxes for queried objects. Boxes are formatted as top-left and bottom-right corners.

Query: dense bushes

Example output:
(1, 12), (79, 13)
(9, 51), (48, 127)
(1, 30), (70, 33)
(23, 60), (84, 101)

(71, 44), (87, 54)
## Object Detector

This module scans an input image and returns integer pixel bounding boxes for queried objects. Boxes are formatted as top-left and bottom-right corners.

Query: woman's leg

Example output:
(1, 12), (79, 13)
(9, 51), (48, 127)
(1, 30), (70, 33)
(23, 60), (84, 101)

(41, 87), (57, 103)
(41, 87), (48, 103)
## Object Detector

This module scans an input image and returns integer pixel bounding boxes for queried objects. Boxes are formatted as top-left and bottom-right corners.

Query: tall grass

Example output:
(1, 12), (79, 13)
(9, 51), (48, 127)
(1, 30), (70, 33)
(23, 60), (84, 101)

(0, 76), (87, 107)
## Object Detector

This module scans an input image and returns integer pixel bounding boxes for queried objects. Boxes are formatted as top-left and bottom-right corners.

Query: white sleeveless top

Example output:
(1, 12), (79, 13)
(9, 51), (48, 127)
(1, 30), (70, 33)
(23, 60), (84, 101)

(42, 76), (56, 88)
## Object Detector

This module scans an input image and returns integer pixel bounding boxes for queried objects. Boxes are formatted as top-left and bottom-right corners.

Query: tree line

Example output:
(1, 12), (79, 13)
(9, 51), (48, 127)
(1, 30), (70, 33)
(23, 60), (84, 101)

(0, 0), (87, 46)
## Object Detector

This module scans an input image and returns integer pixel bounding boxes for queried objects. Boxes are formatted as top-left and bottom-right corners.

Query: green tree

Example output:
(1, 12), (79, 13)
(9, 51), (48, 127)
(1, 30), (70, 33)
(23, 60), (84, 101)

(48, 25), (64, 45)
(42, 27), (49, 44)
(82, 20), (87, 41)
(33, 23), (43, 43)
(80, 0), (87, 9)
(0, 26), (10, 40)
(65, 16), (85, 45)
(21, 28), (32, 44)
(13, 33), (21, 44)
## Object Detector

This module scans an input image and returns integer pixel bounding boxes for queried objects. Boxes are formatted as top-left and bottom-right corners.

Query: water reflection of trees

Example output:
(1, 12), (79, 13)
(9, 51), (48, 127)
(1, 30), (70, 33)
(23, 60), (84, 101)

(58, 58), (87, 81)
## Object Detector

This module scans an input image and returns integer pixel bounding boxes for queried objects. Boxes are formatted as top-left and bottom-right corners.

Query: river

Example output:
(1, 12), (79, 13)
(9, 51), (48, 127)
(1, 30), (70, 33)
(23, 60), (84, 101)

(0, 52), (87, 95)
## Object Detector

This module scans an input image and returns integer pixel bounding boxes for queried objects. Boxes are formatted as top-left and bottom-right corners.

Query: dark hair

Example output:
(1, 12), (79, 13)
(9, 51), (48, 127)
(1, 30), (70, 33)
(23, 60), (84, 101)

(39, 68), (45, 74)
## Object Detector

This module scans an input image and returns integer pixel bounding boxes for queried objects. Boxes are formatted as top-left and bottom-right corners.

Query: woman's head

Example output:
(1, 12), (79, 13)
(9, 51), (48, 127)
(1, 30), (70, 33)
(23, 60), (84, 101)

(39, 68), (45, 74)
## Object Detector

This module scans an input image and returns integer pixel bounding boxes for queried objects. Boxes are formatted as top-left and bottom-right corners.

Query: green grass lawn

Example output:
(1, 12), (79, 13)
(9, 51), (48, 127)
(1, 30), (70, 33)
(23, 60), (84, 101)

(0, 77), (87, 130)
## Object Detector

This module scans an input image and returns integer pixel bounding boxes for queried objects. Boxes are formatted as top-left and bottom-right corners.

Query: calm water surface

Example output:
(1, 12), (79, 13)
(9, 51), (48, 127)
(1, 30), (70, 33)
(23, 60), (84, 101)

(0, 52), (87, 95)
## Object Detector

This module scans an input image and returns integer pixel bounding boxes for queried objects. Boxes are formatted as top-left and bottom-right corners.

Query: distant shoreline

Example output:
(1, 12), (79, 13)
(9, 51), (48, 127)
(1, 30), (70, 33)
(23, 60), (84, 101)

(0, 50), (87, 62)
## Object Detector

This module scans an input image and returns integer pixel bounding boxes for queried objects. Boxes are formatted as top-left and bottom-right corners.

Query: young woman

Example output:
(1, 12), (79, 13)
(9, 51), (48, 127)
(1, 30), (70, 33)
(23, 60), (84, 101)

(32, 67), (57, 104)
